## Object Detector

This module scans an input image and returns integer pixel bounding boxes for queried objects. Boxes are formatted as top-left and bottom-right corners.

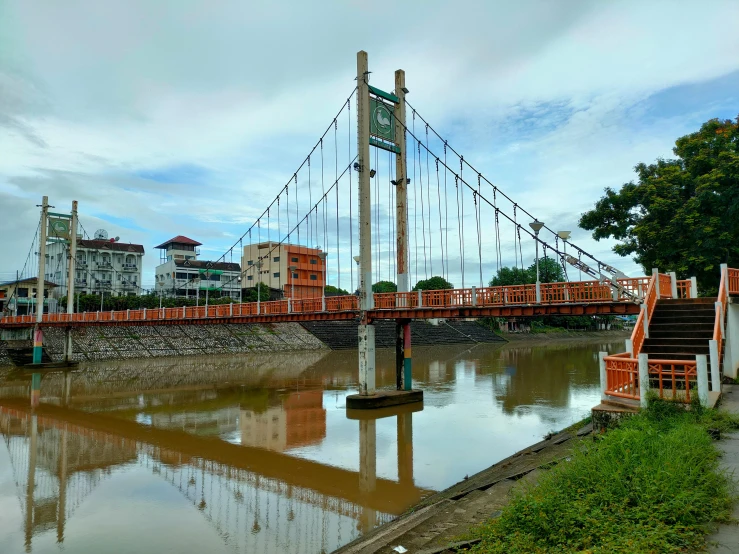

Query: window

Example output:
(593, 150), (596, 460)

(291, 257), (299, 263)
(247, 260), (253, 266)
(17, 288), (28, 298)
(309, 274), (317, 280)
(292, 272), (298, 279)
(273, 256), (280, 262)
(310, 259), (317, 264)
(273, 272), (280, 278)
(117, 274), (121, 281)
(247, 275), (253, 281)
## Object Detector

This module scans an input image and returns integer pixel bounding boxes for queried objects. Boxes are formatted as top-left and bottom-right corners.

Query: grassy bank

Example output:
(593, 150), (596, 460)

(468, 400), (739, 553)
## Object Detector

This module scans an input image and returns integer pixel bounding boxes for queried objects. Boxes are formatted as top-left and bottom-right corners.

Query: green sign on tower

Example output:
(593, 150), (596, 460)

(370, 98), (394, 142)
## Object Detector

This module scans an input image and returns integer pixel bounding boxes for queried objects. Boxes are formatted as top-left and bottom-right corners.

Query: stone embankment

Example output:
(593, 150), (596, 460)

(0, 320), (505, 366)
(0, 322), (324, 366)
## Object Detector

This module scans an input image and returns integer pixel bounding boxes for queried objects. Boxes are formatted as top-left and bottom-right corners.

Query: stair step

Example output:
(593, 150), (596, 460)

(646, 352), (709, 361)
(656, 298), (716, 305)
(643, 338), (709, 346)
(642, 346), (710, 355)
(649, 331), (713, 339)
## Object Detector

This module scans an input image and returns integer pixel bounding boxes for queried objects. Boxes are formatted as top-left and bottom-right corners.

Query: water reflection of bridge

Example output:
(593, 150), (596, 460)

(0, 393), (425, 553)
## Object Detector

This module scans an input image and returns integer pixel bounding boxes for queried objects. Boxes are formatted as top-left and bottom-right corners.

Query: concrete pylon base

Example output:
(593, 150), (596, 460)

(346, 390), (423, 410)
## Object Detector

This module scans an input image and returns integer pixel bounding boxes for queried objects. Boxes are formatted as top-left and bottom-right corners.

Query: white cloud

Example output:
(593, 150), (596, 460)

(1, 0), (738, 286)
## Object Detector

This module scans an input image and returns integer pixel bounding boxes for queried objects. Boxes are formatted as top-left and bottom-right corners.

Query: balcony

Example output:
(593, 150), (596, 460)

(76, 260), (87, 267)
(122, 263), (137, 272)
(122, 282), (137, 289)
(93, 281), (112, 289)
(74, 279), (87, 286)
(98, 261), (113, 269)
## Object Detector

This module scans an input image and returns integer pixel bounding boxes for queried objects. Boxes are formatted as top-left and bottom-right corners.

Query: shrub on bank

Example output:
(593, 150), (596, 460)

(469, 400), (738, 553)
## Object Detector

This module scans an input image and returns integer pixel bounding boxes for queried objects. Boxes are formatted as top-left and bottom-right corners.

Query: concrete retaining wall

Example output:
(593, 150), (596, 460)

(0, 322), (325, 366)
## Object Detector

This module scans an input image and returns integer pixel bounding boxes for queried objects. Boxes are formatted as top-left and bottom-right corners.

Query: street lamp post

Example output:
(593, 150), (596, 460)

(256, 260), (263, 314)
(529, 220), (545, 303)
(558, 230), (572, 302)
(318, 252), (327, 311)
(557, 231), (571, 280)
(288, 264), (298, 300)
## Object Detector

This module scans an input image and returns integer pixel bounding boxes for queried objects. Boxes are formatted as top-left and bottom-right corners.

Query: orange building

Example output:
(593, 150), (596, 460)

(242, 242), (327, 299)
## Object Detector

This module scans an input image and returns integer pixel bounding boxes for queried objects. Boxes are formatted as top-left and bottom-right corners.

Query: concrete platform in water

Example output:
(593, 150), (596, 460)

(346, 389), (423, 410)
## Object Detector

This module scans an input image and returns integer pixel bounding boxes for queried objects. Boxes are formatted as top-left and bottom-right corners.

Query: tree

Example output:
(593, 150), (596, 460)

(372, 280), (397, 293)
(242, 283), (270, 303)
(579, 116), (739, 291)
(324, 285), (349, 295)
(412, 276), (453, 291)
(489, 258), (565, 287)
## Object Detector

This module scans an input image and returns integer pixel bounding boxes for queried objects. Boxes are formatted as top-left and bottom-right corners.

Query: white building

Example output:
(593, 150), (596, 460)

(45, 234), (145, 298)
(154, 236), (241, 301)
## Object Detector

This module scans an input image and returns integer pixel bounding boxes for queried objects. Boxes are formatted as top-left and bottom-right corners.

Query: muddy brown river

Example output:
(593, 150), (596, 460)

(0, 339), (625, 553)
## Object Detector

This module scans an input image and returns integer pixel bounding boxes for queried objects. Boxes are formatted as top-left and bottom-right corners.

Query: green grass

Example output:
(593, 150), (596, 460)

(468, 400), (739, 553)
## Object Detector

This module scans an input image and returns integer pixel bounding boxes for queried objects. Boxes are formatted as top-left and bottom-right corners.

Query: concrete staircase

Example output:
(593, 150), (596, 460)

(641, 298), (716, 380)
(300, 320), (505, 350)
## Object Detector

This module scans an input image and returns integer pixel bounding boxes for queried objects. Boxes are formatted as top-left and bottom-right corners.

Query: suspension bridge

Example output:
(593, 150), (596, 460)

(1, 51), (706, 404)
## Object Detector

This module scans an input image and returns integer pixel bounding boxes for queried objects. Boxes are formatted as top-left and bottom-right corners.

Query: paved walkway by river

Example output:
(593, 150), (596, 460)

(709, 383), (739, 554)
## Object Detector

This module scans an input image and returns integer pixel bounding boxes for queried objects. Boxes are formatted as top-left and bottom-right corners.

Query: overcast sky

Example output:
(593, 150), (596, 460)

(1, 0), (738, 290)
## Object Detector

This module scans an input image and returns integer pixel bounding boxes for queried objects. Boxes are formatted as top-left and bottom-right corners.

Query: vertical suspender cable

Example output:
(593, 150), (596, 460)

(348, 97), (354, 293)
(334, 119), (340, 291)
(436, 157), (445, 281)
(425, 125), (433, 276)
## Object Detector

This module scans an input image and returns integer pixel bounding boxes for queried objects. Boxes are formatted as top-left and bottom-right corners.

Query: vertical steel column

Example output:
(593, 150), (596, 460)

(394, 69), (412, 392)
(33, 196), (48, 364)
(357, 50), (375, 395)
(64, 200), (78, 362)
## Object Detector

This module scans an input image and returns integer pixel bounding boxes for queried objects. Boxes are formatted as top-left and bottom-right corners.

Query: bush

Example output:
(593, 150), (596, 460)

(470, 400), (738, 553)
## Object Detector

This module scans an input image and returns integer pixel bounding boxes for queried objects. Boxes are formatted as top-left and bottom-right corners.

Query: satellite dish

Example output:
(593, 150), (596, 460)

(114, 236), (120, 241)
(94, 229), (108, 240)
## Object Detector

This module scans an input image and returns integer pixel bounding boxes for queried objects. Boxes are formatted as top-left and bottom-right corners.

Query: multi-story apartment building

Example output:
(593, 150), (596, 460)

(241, 242), (326, 299)
(154, 236), (241, 300)
(45, 235), (145, 298)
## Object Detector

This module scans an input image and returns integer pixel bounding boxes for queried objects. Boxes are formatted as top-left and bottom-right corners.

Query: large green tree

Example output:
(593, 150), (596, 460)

(372, 280), (397, 293)
(579, 117), (739, 290)
(412, 276), (453, 291)
(490, 258), (565, 286)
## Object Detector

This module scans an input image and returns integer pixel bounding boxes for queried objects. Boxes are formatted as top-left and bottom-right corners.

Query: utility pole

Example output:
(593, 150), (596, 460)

(33, 196), (49, 365)
(357, 50), (375, 396)
(64, 200), (77, 362)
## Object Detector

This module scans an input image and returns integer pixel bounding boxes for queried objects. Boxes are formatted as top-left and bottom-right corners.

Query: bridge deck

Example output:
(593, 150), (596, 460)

(0, 279), (646, 328)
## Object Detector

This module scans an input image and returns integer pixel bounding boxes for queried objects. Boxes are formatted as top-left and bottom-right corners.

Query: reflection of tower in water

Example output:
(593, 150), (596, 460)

(0, 408), (137, 551)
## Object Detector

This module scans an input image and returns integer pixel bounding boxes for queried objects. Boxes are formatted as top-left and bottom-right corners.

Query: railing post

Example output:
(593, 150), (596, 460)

(669, 272), (678, 299)
(690, 277), (698, 299)
(126, 309), (130, 320)
(709, 339), (721, 389)
(287, 298), (292, 314)
(96, 311), (99, 322)
(641, 303), (649, 338)
(417, 290), (422, 307)
(535, 282), (541, 303)
(143, 308), (147, 319)
(229, 303), (233, 317)
(638, 353), (649, 408)
(322, 296), (326, 312)
(471, 286), (477, 307)
(637, 282), (643, 300)
(652, 268), (660, 298)
(625, 338), (633, 356)
(716, 301), (725, 337)
(182, 306), (186, 318)
(599, 352), (608, 401)
(696, 354), (709, 407)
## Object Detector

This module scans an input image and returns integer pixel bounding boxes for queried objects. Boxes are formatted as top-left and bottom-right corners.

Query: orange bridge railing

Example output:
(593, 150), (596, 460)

(0, 277), (647, 327)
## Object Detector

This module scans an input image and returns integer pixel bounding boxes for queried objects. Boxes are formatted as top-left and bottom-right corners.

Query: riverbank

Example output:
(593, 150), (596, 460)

(335, 389), (739, 554)
(498, 329), (630, 344)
